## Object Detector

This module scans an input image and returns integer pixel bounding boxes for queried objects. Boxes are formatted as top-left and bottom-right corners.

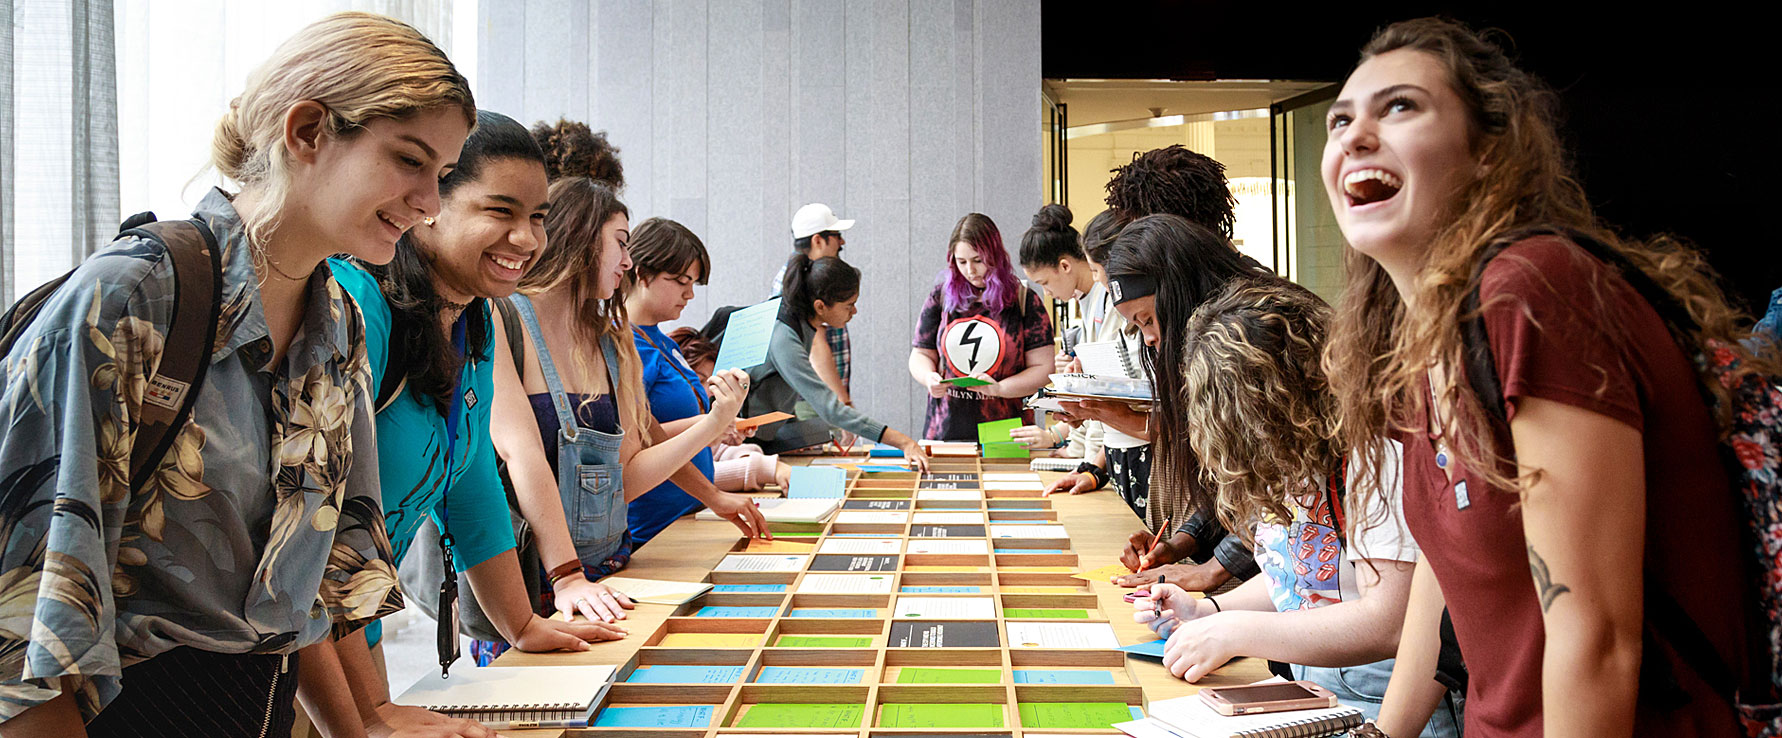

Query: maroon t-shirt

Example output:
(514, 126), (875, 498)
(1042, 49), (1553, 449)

(1402, 236), (1746, 736)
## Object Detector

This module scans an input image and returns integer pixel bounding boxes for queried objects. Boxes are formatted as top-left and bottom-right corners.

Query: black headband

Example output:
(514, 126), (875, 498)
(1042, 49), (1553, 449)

(1107, 273), (1158, 305)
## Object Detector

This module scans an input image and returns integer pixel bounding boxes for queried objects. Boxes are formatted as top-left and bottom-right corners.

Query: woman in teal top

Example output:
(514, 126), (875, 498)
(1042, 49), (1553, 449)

(320, 111), (623, 735)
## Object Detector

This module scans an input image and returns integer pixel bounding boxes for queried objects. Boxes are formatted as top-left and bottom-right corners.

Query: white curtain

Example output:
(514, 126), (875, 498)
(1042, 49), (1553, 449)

(112, 0), (460, 242)
(2, 0), (119, 303)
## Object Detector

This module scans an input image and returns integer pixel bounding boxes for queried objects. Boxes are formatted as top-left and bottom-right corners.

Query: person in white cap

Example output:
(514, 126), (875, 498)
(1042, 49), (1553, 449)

(772, 203), (856, 405)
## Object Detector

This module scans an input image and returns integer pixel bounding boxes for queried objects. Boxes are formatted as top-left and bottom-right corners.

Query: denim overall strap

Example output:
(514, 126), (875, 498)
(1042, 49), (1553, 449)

(509, 294), (577, 438)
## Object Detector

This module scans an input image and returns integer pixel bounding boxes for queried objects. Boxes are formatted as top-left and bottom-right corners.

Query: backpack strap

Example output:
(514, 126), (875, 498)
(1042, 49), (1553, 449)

(121, 218), (223, 494)
(492, 294), (525, 374)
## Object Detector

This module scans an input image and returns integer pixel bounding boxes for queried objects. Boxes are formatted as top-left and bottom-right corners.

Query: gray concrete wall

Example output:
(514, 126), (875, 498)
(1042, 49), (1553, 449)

(478, 0), (1042, 437)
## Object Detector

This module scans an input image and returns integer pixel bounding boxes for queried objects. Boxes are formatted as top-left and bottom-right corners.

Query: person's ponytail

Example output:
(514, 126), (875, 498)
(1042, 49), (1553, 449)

(781, 254), (859, 326)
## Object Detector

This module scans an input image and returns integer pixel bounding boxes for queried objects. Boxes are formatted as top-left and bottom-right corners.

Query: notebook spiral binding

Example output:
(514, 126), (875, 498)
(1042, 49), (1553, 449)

(1232, 710), (1363, 737)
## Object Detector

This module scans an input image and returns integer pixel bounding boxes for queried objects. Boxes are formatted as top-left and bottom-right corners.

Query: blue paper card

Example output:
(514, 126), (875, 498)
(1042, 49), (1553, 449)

(712, 584), (787, 593)
(1118, 639), (1168, 659)
(755, 666), (867, 684)
(696, 606), (779, 618)
(711, 298), (781, 371)
(626, 665), (746, 684)
(857, 465), (913, 473)
(1013, 669), (1117, 685)
(869, 447), (905, 457)
(594, 705), (715, 728)
(787, 466), (847, 498)
(900, 586), (981, 593)
(788, 608), (878, 618)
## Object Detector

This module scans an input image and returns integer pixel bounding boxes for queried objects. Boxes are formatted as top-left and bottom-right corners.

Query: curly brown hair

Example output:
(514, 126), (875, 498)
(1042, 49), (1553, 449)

(530, 118), (624, 188)
(1183, 281), (1337, 542)
(1323, 17), (1773, 507)
(1103, 145), (1236, 239)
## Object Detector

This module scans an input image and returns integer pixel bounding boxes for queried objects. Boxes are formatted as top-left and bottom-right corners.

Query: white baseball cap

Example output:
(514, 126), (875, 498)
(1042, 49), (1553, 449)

(791, 203), (856, 239)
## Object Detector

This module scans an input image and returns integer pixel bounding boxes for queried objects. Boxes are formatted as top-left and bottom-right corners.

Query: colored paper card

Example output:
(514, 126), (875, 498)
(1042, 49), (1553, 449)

(1017, 702), (1142, 729)
(910, 524), (986, 537)
(775, 635), (873, 647)
(913, 512), (985, 524)
(868, 446), (906, 457)
(986, 480), (1045, 490)
(1003, 608), (1090, 619)
(796, 574), (895, 594)
(1001, 586), (1082, 594)
(716, 554), (807, 572)
(626, 665), (746, 684)
(696, 606), (781, 618)
(598, 576), (712, 605)
(842, 499), (911, 510)
(788, 608), (877, 618)
(1072, 563), (1132, 582)
(817, 538), (902, 554)
(984, 472), (1041, 481)
(834, 510), (909, 524)
(907, 539), (989, 554)
(895, 596), (996, 619)
(712, 298), (780, 371)
(977, 418), (1022, 444)
(735, 703), (866, 729)
(902, 586), (981, 593)
(1007, 622), (1119, 649)
(1117, 639), (1168, 658)
(918, 480), (981, 489)
(896, 667), (1003, 684)
(1013, 669), (1116, 684)
(991, 525), (1069, 538)
(857, 464), (915, 473)
(809, 554), (898, 572)
(745, 538), (817, 553)
(595, 705), (715, 728)
(982, 442), (1030, 459)
(942, 376), (994, 387)
(755, 666), (866, 684)
(916, 489), (983, 501)
(880, 703), (1006, 728)
(712, 583), (787, 593)
(787, 466), (847, 498)
(923, 472), (980, 480)
(658, 633), (763, 648)
(735, 410), (794, 431)
(889, 620), (1000, 648)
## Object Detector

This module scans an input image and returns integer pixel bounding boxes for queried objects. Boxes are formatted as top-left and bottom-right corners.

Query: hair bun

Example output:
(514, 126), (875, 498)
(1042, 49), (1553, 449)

(1032, 203), (1073, 232)
(530, 118), (624, 188)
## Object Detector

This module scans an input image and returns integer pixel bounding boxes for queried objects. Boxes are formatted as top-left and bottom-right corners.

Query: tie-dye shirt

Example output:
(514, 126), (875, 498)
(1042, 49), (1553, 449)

(911, 284), (1052, 441)
(0, 189), (402, 722)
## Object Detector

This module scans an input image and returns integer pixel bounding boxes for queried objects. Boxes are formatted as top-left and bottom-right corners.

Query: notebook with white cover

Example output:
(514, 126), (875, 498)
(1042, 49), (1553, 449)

(696, 497), (838, 523)
(1073, 339), (1137, 378)
(395, 664), (616, 721)
(1030, 457), (1078, 472)
(1142, 691), (1363, 738)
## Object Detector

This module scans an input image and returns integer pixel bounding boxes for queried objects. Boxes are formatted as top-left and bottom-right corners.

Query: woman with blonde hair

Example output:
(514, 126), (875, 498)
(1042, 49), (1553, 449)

(0, 12), (471, 736)
(1323, 17), (1763, 737)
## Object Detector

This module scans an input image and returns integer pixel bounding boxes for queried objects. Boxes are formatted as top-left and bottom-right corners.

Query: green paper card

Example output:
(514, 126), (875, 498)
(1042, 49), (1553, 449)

(942, 376), (994, 387)
(982, 441), (1029, 459)
(976, 417), (1022, 445)
(775, 635), (873, 647)
(1002, 608), (1090, 619)
(895, 667), (1002, 684)
(1018, 702), (1140, 729)
(879, 703), (1006, 728)
(735, 703), (865, 729)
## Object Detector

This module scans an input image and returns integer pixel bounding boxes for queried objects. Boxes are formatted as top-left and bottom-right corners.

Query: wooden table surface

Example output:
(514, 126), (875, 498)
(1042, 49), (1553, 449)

(492, 457), (1268, 735)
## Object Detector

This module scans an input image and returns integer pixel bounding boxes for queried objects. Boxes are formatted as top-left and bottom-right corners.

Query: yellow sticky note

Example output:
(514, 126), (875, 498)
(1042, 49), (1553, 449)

(1071, 563), (1133, 581)
(1000, 586), (1083, 594)
(746, 538), (817, 554)
(1003, 566), (1076, 573)
(903, 565), (986, 573)
(658, 632), (763, 648)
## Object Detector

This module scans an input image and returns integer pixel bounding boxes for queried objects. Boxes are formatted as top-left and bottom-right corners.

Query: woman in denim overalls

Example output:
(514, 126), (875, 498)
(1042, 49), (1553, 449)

(477, 151), (769, 664)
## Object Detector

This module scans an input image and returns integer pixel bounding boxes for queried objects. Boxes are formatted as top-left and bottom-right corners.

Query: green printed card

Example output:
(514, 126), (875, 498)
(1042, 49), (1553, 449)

(1002, 608), (1090, 619)
(976, 417), (1022, 445)
(981, 441), (1029, 459)
(878, 703), (1006, 728)
(734, 703), (865, 729)
(775, 635), (873, 648)
(941, 376), (994, 387)
(895, 667), (1003, 684)
(1017, 702), (1142, 729)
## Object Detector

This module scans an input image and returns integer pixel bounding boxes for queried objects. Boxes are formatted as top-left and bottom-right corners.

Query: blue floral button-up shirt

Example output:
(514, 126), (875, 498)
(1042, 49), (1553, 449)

(0, 189), (402, 722)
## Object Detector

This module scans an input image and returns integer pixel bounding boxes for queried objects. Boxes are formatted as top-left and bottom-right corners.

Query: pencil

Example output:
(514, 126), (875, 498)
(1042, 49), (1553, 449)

(1142, 516), (1172, 568)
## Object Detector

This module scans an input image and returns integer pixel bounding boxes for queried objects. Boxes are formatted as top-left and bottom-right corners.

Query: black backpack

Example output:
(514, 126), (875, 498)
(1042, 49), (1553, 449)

(0, 212), (222, 494)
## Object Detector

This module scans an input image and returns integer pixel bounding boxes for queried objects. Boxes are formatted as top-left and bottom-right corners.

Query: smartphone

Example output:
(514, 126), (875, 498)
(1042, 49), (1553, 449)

(1197, 680), (1339, 716)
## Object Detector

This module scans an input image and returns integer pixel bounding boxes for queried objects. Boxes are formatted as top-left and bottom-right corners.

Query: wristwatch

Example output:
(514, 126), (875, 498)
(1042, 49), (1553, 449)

(1349, 722), (1391, 738)
(1073, 461), (1110, 490)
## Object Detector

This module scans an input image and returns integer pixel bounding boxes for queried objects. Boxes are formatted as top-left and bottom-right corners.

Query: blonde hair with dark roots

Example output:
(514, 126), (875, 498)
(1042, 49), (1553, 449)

(1324, 17), (1772, 508)
(1184, 280), (1338, 543)
(211, 11), (474, 246)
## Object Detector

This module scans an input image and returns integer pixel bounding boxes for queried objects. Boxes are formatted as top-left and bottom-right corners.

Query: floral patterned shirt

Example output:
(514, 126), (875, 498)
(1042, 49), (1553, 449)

(0, 189), (402, 722)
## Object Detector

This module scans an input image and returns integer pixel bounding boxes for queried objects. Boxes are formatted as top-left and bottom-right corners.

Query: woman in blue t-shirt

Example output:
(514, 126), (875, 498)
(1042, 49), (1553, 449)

(323, 111), (624, 733)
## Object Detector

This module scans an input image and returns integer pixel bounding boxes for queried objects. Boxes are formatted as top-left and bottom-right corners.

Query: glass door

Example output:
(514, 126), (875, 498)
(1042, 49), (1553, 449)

(1269, 84), (1340, 301)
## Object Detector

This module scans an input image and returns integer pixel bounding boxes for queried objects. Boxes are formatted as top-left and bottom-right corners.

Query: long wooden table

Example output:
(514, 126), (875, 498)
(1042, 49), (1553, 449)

(493, 456), (1268, 735)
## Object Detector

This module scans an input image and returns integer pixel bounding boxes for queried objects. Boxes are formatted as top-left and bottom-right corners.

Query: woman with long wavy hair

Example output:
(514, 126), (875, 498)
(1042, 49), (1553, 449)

(1323, 17), (1764, 737)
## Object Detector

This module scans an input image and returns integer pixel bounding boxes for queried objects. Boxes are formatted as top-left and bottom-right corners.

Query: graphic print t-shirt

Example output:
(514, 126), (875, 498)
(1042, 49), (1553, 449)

(911, 283), (1052, 440)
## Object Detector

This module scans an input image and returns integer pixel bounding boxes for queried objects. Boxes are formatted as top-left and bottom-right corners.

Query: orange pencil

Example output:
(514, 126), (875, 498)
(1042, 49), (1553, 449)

(1140, 516), (1172, 570)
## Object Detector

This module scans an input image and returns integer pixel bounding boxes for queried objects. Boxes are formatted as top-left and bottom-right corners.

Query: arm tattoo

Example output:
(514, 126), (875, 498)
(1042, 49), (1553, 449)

(1527, 545), (1572, 612)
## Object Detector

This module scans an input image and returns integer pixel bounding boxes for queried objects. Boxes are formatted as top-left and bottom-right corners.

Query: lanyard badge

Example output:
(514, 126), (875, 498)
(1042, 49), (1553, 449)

(436, 314), (468, 677)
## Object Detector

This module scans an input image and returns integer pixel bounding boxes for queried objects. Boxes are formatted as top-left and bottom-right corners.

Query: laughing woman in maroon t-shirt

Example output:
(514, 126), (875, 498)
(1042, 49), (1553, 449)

(1320, 17), (1772, 738)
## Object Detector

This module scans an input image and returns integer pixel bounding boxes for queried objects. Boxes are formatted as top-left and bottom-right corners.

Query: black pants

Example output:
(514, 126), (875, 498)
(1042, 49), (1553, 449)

(85, 646), (299, 738)
(1107, 445), (1152, 521)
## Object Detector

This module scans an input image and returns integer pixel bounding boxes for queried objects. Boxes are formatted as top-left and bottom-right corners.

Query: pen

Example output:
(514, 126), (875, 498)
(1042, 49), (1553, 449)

(1141, 516), (1172, 569)
(478, 718), (590, 730)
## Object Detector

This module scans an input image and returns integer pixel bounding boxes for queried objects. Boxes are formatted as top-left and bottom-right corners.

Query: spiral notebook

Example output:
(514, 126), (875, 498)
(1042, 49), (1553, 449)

(1138, 691), (1363, 738)
(1073, 339), (1138, 378)
(394, 664), (617, 722)
(1030, 457), (1079, 472)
